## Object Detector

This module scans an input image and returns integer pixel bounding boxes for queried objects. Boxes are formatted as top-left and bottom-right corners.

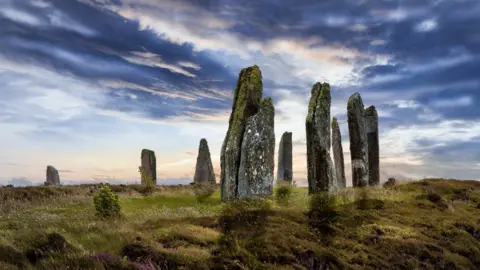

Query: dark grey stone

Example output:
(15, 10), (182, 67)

(332, 118), (346, 188)
(193, 138), (216, 184)
(347, 93), (369, 187)
(277, 131), (293, 184)
(140, 149), (156, 184)
(365, 105), (380, 186)
(45, 165), (60, 186)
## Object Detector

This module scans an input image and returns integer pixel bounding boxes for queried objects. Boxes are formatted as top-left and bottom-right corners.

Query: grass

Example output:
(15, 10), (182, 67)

(0, 179), (479, 269)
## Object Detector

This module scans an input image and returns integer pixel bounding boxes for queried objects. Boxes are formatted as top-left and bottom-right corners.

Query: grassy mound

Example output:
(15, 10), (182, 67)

(0, 179), (479, 269)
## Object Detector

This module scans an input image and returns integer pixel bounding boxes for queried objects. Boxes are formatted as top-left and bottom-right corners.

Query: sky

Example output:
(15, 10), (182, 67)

(1, 0), (479, 186)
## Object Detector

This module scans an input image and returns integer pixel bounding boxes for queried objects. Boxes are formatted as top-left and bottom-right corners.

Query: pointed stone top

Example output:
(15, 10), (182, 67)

(46, 165), (56, 170)
(282, 131), (292, 136)
(332, 117), (338, 124)
(347, 92), (364, 108)
(200, 138), (208, 144)
(365, 105), (378, 117)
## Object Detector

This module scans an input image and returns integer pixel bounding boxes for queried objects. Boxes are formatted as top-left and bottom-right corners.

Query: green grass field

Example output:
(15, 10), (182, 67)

(0, 179), (479, 269)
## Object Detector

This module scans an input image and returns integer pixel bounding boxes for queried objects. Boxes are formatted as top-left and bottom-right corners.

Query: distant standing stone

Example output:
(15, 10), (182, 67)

(141, 149), (157, 184)
(332, 118), (346, 188)
(45, 165), (60, 186)
(365, 105), (380, 186)
(347, 93), (369, 187)
(277, 131), (293, 184)
(193, 138), (216, 185)
(237, 98), (275, 199)
(305, 82), (336, 193)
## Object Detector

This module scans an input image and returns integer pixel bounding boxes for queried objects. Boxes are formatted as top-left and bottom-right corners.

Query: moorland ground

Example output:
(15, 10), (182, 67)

(0, 179), (479, 269)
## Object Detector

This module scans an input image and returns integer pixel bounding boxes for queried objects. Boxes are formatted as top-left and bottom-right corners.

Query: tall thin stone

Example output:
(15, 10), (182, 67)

(45, 165), (60, 186)
(277, 131), (293, 184)
(305, 82), (336, 193)
(141, 149), (157, 184)
(193, 138), (216, 185)
(365, 105), (379, 186)
(220, 65), (263, 201)
(332, 118), (346, 188)
(237, 98), (275, 199)
(347, 93), (369, 187)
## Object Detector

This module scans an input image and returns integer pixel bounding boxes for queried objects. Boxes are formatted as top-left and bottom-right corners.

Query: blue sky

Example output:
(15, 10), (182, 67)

(1, 0), (479, 186)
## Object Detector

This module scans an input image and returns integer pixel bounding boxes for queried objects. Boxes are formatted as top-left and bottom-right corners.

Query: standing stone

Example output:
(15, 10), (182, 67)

(332, 118), (346, 188)
(220, 65), (275, 201)
(305, 82), (336, 193)
(45, 165), (60, 186)
(277, 131), (293, 184)
(237, 98), (275, 199)
(365, 105), (379, 186)
(193, 138), (216, 185)
(140, 149), (157, 184)
(347, 93), (369, 187)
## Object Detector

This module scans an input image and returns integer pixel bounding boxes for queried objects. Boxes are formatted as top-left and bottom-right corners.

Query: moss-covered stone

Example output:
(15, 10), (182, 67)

(220, 65), (274, 202)
(306, 82), (336, 194)
(347, 93), (369, 187)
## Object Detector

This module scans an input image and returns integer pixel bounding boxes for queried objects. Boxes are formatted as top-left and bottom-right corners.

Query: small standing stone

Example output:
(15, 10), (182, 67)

(45, 165), (60, 186)
(347, 93), (369, 187)
(140, 149), (157, 184)
(332, 118), (346, 188)
(365, 105), (380, 186)
(193, 138), (216, 185)
(277, 131), (293, 184)
(306, 82), (336, 193)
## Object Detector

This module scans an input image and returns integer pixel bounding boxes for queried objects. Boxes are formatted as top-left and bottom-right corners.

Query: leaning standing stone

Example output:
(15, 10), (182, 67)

(347, 93), (369, 187)
(237, 98), (275, 199)
(305, 82), (336, 193)
(277, 131), (293, 184)
(45, 165), (60, 186)
(140, 149), (157, 184)
(220, 65), (263, 201)
(332, 118), (346, 188)
(193, 138), (216, 185)
(365, 105), (379, 186)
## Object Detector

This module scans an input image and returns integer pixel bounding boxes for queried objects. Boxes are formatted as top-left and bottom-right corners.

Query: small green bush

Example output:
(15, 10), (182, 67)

(276, 181), (293, 205)
(93, 185), (121, 218)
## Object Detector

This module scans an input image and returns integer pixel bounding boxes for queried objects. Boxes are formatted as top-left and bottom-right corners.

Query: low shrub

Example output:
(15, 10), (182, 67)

(93, 184), (121, 218)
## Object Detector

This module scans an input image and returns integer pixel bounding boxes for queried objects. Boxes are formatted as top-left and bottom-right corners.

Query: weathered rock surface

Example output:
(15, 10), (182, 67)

(237, 98), (275, 199)
(277, 131), (293, 183)
(193, 138), (216, 185)
(306, 83), (336, 193)
(140, 149), (156, 184)
(347, 93), (369, 187)
(220, 65), (275, 201)
(45, 165), (60, 186)
(365, 105), (380, 186)
(332, 118), (346, 188)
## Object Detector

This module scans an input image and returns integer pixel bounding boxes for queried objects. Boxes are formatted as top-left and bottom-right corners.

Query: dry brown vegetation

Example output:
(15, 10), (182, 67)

(0, 179), (479, 269)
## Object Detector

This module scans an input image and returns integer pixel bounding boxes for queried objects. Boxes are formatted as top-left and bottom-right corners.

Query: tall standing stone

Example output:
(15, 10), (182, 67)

(305, 82), (336, 193)
(141, 149), (157, 185)
(365, 105), (379, 186)
(220, 65), (275, 201)
(332, 118), (346, 188)
(347, 93), (369, 187)
(277, 131), (293, 184)
(45, 165), (60, 186)
(193, 138), (216, 185)
(237, 98), (275, 199)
